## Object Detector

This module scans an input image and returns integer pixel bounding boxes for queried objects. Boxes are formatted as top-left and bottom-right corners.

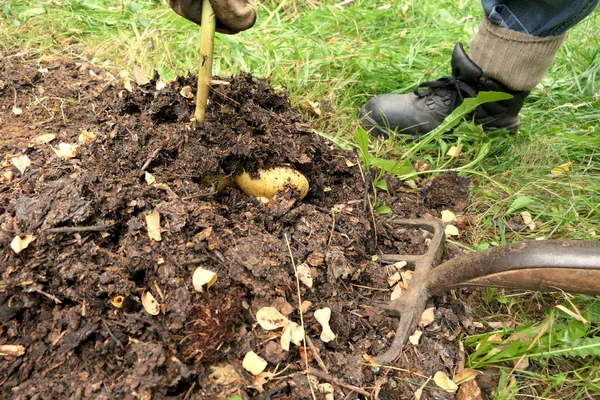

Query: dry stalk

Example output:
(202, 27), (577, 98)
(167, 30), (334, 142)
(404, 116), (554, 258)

(284, 234), (317, 400)
(307, 367), (370, 397)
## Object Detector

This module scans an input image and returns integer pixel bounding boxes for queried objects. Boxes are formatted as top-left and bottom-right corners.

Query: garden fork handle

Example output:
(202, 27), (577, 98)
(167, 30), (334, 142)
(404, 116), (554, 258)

(424, 240), (600, 296)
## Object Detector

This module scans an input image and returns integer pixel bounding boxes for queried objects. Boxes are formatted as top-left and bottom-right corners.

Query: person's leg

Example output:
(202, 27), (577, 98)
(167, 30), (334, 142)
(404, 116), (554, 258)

(360, 1), (599, 138)
(473, 0), (598, 91)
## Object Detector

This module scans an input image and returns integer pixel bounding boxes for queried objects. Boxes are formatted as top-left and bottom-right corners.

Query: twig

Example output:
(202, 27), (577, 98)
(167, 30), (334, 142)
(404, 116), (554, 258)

(0, 168), (39, 193)
(180, 258), (204, 265)
(253, 379), (289, 400)
(457, 340), (465, 373)
(141, 148), (161, 171)
(305, 336), (346, 397)
(307, 367), (370, 397)
(413, 375), (432, 399)
(42, 360), (66, 375)
(327, 209), (335, 247)
(102, 319), (124, 349)
(183, 381), (196, 400)
(305, 336), (328, 373)
(210, 79), (230, 86)
(33, 288), (62, 304)
(44, 224), (112, 234)
(285, 234), (317, 400)
(12, 86), (19, 110)
(360, 363), (429, 379)
(21, 283), (62, 304)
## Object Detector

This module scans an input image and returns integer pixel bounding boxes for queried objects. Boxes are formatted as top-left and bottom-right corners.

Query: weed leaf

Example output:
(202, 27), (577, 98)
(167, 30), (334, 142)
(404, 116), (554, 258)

(402, 91), (512, 161)
(376, 205), (392, 215)
(374, 179), (388, 191)
(529, 337), (600, 359)
(354, 129), (414, 176)
(369, 157), (413, 176)
(355, 129), (371, 169)
(505, 196), (533, 215)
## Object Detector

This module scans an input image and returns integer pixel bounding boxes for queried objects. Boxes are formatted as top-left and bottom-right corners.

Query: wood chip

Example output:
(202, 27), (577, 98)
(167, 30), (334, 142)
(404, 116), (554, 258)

(434, 371), (458, 393)
(144, 171), (156, 185)
(133, 66), (149, 85)
(10, 235), (35, 254)
(242, 351), (268, 375)
(0, 344), (26, 357)
(409, 330), (422, 345)
(418, 307), (435, 327)
(11, 155), (31, 174)
(141, 291), (160, 316)
(52, 142), (78, 159)
(33, 134), (56, 145)
(146, 211), (162, 241)
(192, 267), (217, 293)
(256, 307), (290, 330)
(296, 262), (313, 288)
(78, 130), (97, 144)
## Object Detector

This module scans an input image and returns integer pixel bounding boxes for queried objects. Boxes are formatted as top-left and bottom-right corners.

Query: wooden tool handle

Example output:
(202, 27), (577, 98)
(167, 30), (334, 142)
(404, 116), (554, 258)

(425, 240), (600, 296)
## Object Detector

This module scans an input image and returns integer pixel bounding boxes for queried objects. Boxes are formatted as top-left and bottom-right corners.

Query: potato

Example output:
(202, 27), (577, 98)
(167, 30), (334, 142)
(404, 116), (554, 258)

(233, 167), (309, 200)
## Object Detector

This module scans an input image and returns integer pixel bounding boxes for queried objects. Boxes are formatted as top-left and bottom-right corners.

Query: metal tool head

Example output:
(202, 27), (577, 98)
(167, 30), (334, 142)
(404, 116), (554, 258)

(373, 219), (445, 365)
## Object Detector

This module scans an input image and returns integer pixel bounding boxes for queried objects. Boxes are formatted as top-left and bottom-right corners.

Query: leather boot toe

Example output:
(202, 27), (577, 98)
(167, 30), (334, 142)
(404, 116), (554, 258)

(360, 93), (451, 138)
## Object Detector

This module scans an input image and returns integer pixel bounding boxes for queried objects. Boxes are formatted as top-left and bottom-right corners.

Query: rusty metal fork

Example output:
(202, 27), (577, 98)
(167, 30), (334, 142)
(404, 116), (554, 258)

(374, 218), (446, 365)
(372, 219), (600, 366)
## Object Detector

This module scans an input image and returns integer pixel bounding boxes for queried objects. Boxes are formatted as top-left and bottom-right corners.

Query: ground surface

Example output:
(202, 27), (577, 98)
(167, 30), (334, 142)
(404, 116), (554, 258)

(1, 55), (480, 399)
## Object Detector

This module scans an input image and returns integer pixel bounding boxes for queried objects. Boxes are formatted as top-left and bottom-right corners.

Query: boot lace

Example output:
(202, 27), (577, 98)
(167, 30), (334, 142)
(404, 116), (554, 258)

(413, 76), (478, 106)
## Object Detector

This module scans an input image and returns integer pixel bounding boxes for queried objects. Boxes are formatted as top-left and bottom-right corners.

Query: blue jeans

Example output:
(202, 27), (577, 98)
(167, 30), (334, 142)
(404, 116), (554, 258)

(482, 0), (599, 36)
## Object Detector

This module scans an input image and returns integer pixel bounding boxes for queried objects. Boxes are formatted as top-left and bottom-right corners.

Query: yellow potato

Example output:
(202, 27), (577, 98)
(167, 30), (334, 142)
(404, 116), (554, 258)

(233, 167), (309, 200)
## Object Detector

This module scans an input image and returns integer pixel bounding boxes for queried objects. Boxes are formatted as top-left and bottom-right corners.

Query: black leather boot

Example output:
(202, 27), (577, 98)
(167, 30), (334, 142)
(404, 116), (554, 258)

(359, 43), (530, 138)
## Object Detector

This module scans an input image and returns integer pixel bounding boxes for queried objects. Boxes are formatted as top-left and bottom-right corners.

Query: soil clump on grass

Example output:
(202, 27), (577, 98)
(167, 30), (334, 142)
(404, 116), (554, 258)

(0, 55), (478, 399)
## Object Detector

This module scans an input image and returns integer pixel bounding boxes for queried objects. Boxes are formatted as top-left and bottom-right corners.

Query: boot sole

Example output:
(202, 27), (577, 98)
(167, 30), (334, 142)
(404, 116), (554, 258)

(360, 107), (521, 139)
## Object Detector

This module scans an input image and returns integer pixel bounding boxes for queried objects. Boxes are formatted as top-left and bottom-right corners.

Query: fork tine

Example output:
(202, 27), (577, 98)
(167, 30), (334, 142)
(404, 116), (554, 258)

(372, 219), (445, 365)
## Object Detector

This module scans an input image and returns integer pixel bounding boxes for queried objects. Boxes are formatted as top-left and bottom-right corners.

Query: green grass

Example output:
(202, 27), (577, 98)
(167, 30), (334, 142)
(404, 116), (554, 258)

(2, 0), (600, 397)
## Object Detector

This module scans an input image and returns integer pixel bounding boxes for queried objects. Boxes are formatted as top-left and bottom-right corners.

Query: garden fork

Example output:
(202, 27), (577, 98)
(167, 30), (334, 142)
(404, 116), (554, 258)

(373, 218), (600, 365)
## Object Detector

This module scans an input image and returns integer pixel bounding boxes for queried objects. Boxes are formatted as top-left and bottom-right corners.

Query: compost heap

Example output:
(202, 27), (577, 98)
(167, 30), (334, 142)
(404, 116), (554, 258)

(0, 55), (476, 399)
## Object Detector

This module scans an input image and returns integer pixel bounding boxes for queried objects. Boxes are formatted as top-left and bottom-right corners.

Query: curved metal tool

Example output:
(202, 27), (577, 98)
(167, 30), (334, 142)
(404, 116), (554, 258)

(373, 219), (600, 365)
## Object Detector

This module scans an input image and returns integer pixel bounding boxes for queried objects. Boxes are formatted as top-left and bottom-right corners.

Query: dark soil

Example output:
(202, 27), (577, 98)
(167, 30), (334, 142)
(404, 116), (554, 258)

(0, 54), (483, 399)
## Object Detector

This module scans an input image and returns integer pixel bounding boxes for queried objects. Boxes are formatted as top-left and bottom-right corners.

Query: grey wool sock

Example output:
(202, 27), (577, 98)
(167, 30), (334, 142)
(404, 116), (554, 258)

(470, 18), (566, 91)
